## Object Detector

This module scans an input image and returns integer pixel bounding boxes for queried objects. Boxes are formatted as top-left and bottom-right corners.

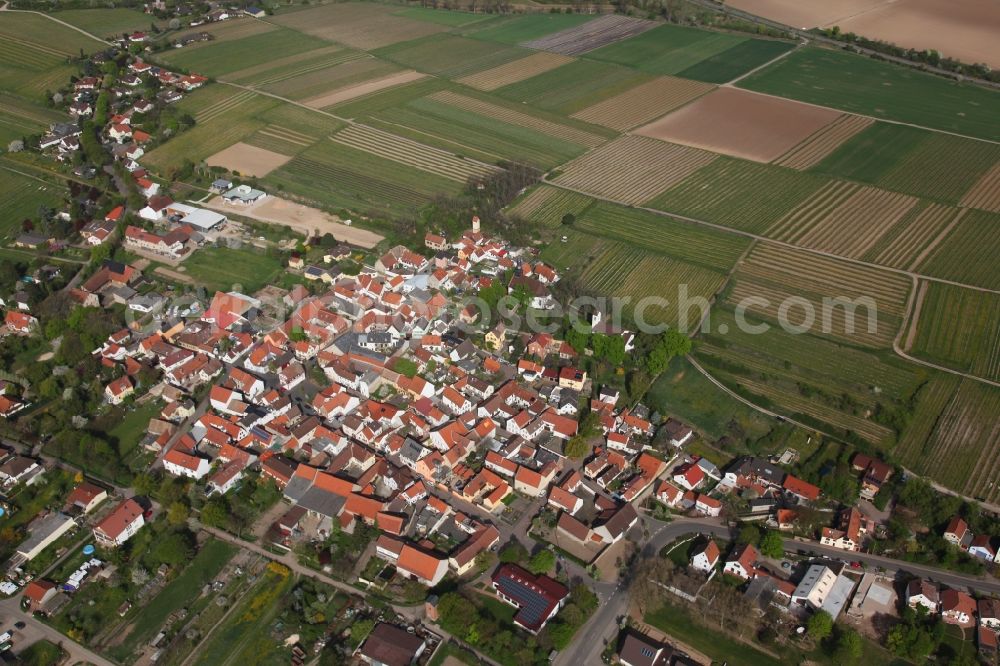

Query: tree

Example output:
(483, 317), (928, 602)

(806, 610), (833, 640)
(561, 213), (575, 226)
(564, 436), (590, 459)
(499, 541), (529, 564)
(737, 524), (761, 546)
(166, 501), (190, 526)
(528, 549), (555, 574)
(832, 626), (863, 663)
(200, 498), (229, 528)
(759, 530), (784, 559)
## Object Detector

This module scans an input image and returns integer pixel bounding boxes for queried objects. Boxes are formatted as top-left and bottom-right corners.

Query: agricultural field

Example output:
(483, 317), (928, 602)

(267, 139), (462, 215)
(571, 76), (713, 131)
(811, 122), (1000, 204)
(206, 143), (292, 177)
(739, 46), (1000, 141)
(393, 6), (492, 27)
(0, 167), (67, 241)
(271, 2), (449, 49)
(507, 185), (594, 228)
(766, 181), (919, 258)
(772, 115), (873, 170)
(961, 163), (1000, 213)
(171, 16), (275, 46)
(895, 378), (1000, 503)
(52, 8), (154, 38)
(649, 158), (828, 234)
(636, 87), (842, 163)
(179, 246), (285, 294)
(0, 92), (64, 145)
(908, 282), (1000, 382)
(0, 13), (99, 100)
(586, 23), (795, 83)
(552, 135), (717, 205)
(329, 123), (500, 183)
(521, 15), (655, 56)
(160, 27), (331, 78)
(373, 34), (530, 79)
(725, 242), (913, 348)
(0, 12), (106, 54)
(302, 69), (424, 108)
(457, 52), (574, 91)
(464, 13), (595, 45)
(696, 306), (927, 445)
(915, 208), (1000, 290)
(862, 202), (965, 270)
(492, 59), (653, 116)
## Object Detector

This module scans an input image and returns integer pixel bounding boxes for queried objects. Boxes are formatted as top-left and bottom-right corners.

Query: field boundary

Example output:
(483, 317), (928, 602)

(1, 5), (112, 46)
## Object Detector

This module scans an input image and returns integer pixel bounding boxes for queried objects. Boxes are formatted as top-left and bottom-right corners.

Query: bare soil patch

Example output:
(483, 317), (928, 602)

(522, 15), (655, 55)
(635, 87), (841, 163)
(204, 195), (384, 248)
(206, 142), (293, 178)
(773, 114), (873, 170)
(303, 70), (426, 108)
(457, 52), (574, 91)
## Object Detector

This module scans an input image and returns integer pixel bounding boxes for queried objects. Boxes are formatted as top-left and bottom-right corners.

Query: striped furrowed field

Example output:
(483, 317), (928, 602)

(573, 201), (749, 272)
(507, 186), (594, 227)
(0, 13), (104, 56)
(727, 242), (912, 348)
(225, 45), (353, 83)
(909, 282), (1000, 382)
(570, 76), (713, 131)
(456, 52), (574, 91)
(863, 203), (965, 270)
(553, 135), (716, 205)
(768, 182), (918, 258)
(905, 379), (1000, 502)
(263, 58), (403, 102)
(894, 373), (960, 466)
(244, 124), (319, 156)
(916, 209), (1000, 290)
(578, 242), (728, 326)
(649, 158), (827, 234)
(268, 140), (461, 214)
(162, 28), (331, 79)
(773, 115), (873, 170)
(329, 124), (499, 183)
(961, 163), (1000, 213)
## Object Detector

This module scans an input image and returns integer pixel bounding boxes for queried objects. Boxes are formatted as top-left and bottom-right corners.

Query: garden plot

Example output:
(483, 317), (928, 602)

(571, 76), (713, 131)
(552, 135), (716, 205)
(521, 15), (655, 55)
(635, 87), (842, 162)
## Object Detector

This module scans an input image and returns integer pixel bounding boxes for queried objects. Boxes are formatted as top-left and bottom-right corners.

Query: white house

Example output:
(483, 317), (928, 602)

(690, 541), (719, 573)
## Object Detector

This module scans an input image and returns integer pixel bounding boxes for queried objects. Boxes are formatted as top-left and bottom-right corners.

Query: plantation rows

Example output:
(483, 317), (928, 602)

(917, 208), (1000, 290)
(791, 186), (918, 259)
(554, 135), (716, 205)
(877, 133), (1000, 204)
(571, 75), (713, 131)
(895, 374), (960, 467)
(330, 124), (499, 182)
(865, 203), (964, 270)
(773, 114), (873, 171)
(0, 37), (62, 70)
(961, 162), (1000, 214)
(196, 90), (258, 124)
(280, 155), (430, 209)
(651, 158), (826, 234)
(911, 283), (1000, 382)
(766, 180), (859, 241)
(457, 52), (572, 91)
(574, 201), (749, 272)
(507, 186), (593, 227)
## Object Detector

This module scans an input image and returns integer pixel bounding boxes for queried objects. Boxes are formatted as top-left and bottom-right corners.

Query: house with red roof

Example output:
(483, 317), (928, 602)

(492, 564), (568, 634)
(941, 588), (977, 627)
(672, 461), (705, 491)
(5, 310), (37, 335)
(782, 474), (821, 502)
(723, 543), (758, 580)
(104, 376), (134, 405)
(163, 446), (211, 480)
(94, 498), (145, 547)
(396, 543), (448, 586)
(64, 482), (108, 515)
(691, 540), (719, 573)
(23, 580), (57, 613)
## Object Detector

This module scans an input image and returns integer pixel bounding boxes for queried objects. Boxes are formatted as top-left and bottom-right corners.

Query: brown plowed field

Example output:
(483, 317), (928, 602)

(773, 114), (873, 170)
(303, 70), (426, 108)
(635, 87), (842, 163)
(457, 52), (574, 91)
(206, 142), (293, 177)
(571, 76), (713, 131)
(552, 135), (716, 205)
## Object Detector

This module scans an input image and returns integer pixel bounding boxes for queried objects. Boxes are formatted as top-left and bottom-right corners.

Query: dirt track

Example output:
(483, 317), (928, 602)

(204, 195), (384, 248)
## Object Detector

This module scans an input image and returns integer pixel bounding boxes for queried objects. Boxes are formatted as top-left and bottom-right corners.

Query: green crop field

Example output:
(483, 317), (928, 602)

(267, 138), (461, 214)
(393, 6), (491, 27)
(909, 282), (1000, 382)
(53, 8), (156, 38)
(507, 185), (595, 227)
(676, 38), (795, 83)
(0, 167), (66, 241)
(916, 209), (1000, 290)
(740, 46), (1000, 141)
(0, 12), (106, 55)
(161, 27), (331, 78)
(0, 14), (94, 102)
(373, 34), (530, 79)
(813, 122), (1000, 204)
(571, 201), (750, 272)
(649, 158), (828, 234)
(465, 13), (594, 44)
(0, 92), (63, 145)
(493, 59), (652, 116)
